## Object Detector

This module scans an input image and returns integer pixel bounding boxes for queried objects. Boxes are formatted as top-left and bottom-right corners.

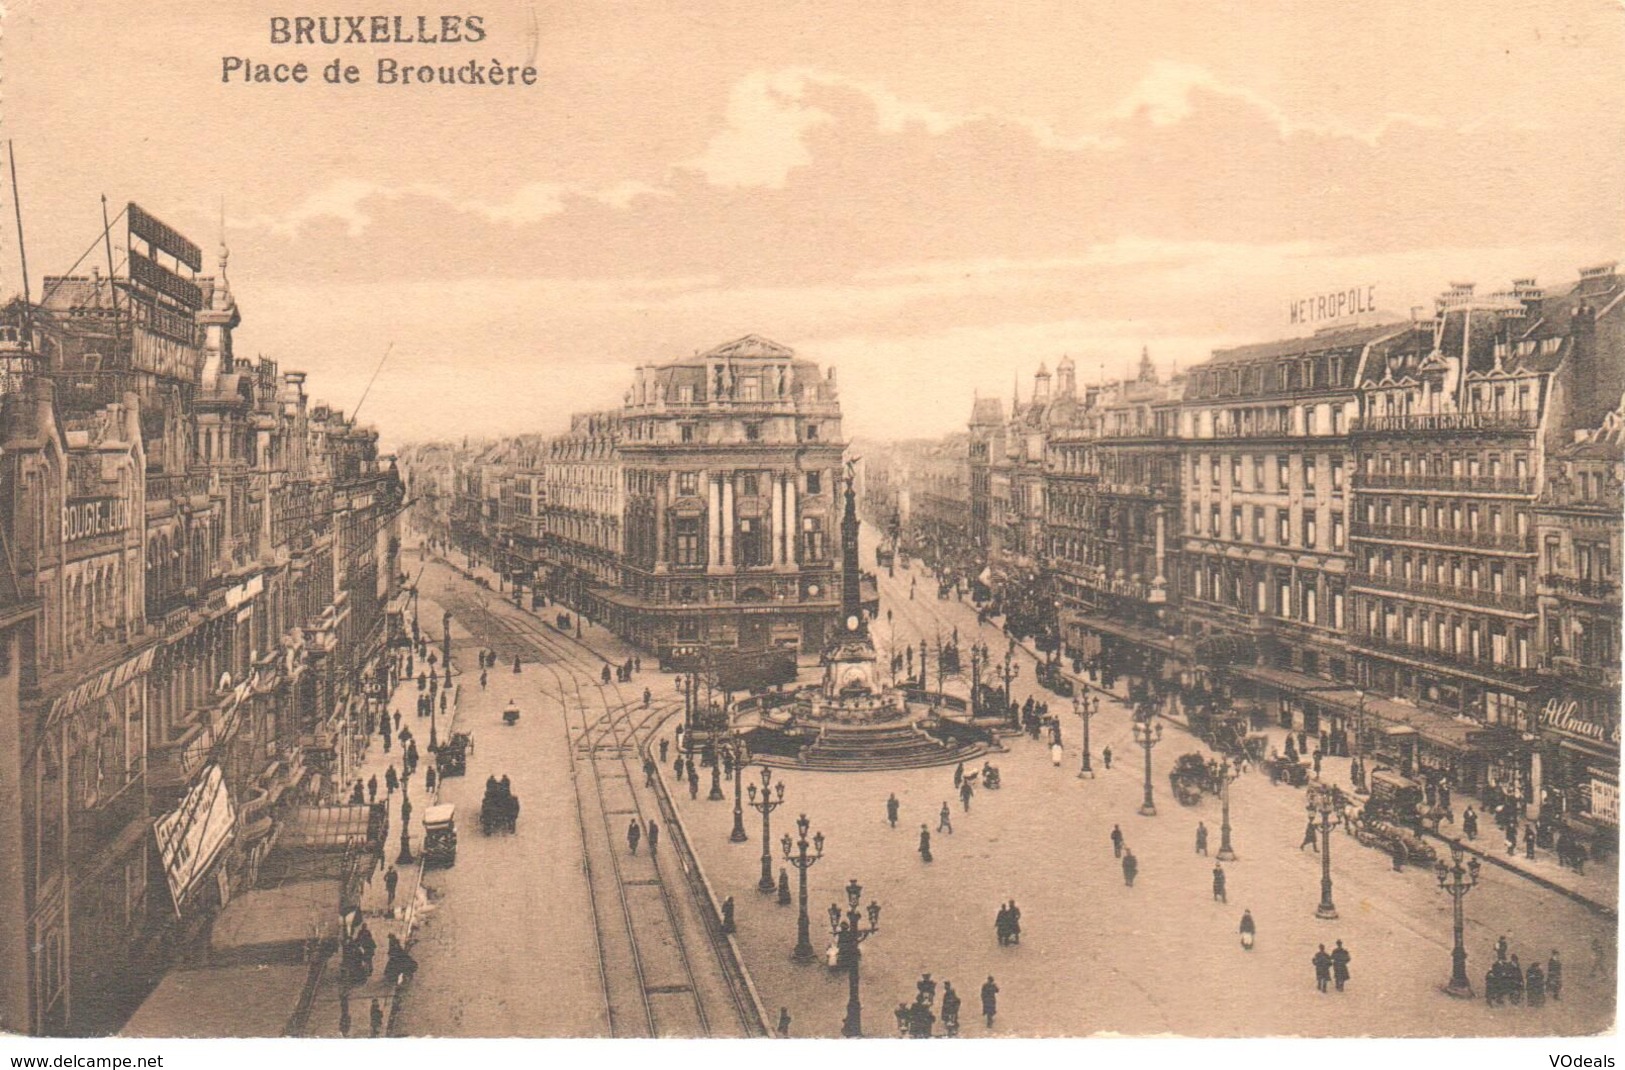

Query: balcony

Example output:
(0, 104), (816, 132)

(1351, 472), (1534, 495)
(1352, 631), (1535, 683)
(1350, 520), (1533, 553)
(1540, 574), (1621, 603)
(69, 778), (147, 855)
(1349, 571), (1536, 615)
(1352, 410), (1538, 435)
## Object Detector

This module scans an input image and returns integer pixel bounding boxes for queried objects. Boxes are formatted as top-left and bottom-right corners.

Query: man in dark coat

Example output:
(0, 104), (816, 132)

(627, 818), (641, 855)
(980, 976), (999, 1028)
(1196, 821), (1209, 856)
(918, 824), (933, 863)
(1313, 945), (1332, 992)
(940, 982), (962, 1036)
(1300, 818), (1318, 851)
(1121, 848), (1138, 887)
(1110, 824), (1124, 858)
(886, 793), (900, 828)
(1212, 862), (1227, 903)
(647, 820), (659, 855)
(1331, 940), (1351, 991)
(960, 778), (974, 812)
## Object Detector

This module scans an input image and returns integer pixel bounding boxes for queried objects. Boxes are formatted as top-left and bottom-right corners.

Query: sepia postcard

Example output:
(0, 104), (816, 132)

(0, 0), (1619, 1053)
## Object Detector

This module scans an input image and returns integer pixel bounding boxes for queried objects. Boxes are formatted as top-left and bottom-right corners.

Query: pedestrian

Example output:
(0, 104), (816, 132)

(776, 1007), (791, 1038)
(980, 976), (999, 1028)
(1506, 820), (1518, 856)
(1121, 848), (1137, 888)
(368, 774), (378, 803)
(384, 865), (399, 911)
(647, 820), (659, 854)
(687, 772), (699, 800)
(1524, 824), (1536, 860)
(643, 757), (657, 787)
(1299, 817), (1318, 851)
(425, 766), (437, 794)
(1110, 823), (1124, 858)
(886, 793), (900, 828)
(1497, 934), (1510, 962)
(479, 669), (487, 690)
(627, 818), (641, 855)
(1007, 900), (1021, 944)
(939, 801), (954, 834)
(919, 824), (933, 863)
(338, 990), (352, 1037)
(351, 780), (366, 805)
(1195, 821), (1209, 856)
(1239, 909), (1256, 951)
(941, 982), (961, 1037)
(369, 997), (383, 1038)
(1212, 862), (1227, 903)
(954, 761), (964, 789)
(643, 687), (651, 708)
(1102, 746), (1113, 770)
(721, 896), (736, 934)
(959, 778), (973, 812)
(673, 754), (685, 780)
(1526, 961), (1546, 1008)
(1391, 839), (1406, 872)
(1313, 945), (1332, 992)
(660, 738), (669, 763)
(1545, 950), (1562, 1001)
(513, 655), (521, 673)
(1331, 940), (1351, 991)
(385, 765), (398, 794)
(995, 902), (1011, 946)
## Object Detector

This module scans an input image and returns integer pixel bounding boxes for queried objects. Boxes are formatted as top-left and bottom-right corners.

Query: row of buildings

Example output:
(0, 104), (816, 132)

(405, 335), (853, 668)
(0, 205), (405, 1034)
(871, 266), (1624, 850)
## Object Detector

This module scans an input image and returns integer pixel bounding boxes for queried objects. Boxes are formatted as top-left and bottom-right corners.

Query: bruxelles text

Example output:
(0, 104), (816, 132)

(221, 55), (537, 86)
(269, 14), (486, 45)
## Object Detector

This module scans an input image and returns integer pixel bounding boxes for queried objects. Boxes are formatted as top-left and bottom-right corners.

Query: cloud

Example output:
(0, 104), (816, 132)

(232, 177), (673, 237)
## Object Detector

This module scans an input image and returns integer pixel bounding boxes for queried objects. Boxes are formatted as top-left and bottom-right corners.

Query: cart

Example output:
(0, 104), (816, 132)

(422, 804), (458, 868)
(436, 733), (471, 777)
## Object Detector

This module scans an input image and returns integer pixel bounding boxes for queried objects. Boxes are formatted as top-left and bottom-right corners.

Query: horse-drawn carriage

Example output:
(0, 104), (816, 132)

(1353, 815), (1437, 864)
(1262, 754), (1310, 787)
(1035, 661), (1074, 698)
(1168, 753), (1222, 806)
(480, 778), (520, 834)
(436, 731), (473, 777)
(422, 804), (458, 868)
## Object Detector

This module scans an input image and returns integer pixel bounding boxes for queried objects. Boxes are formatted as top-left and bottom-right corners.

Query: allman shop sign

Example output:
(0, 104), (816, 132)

(63, 497), (132, 542)
(1289, 284), (1378, 327)
(1541, 698), (1622, 745)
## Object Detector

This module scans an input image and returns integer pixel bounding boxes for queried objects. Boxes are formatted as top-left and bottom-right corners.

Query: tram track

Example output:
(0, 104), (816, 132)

(430, 573), (760, 1036)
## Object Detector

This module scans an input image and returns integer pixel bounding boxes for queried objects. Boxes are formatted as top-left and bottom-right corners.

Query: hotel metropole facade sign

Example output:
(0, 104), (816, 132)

(1289, 284), (1378, 327)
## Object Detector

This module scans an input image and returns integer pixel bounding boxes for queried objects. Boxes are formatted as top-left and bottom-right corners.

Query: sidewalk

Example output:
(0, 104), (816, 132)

(1008, 626), (1619, 917)
(298, 590), (464, 1038)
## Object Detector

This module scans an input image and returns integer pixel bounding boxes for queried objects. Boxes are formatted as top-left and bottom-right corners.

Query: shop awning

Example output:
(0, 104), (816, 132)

(209, 879), (343, 959)
(1354, 694), (1481, 751)
(1230, 665), (1361, 704)
(281, 805), (374, 851)
(121, 964), (310, 1037)
(1070, 614), (1184, 656)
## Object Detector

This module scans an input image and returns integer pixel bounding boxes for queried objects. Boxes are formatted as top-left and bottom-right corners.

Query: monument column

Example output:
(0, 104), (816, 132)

(721, 473), (735, 570)
(785, 474), (799, 564)
(707, 474), (722, 572)
(771, 473), (786, 566)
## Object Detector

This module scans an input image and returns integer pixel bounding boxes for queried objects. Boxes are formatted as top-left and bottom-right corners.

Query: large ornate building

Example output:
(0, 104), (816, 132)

(0, 206), (403, 1035)
(535, 336), (847, 665)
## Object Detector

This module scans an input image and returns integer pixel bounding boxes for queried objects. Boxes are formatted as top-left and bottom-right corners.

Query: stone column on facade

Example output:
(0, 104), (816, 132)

(1151, 505), (1168, 601)
(1527, 748), (1542, 820)
(721, 473), (735, 571)
(771, 473), (785, 567)
(708, 474), (723, 573)
(654, 474), (670, 573)
(785, 474), (799, 564)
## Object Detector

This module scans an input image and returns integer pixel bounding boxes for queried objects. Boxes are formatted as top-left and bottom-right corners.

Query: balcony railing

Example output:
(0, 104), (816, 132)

(1349, 571), (1536, 614)
(1351, 472), (1534, 495)
(1352, 410), (1538, 434)
(1352, 631), (1534, 682)
(1540, 574), (1622, 602)
(1350, 520), (1533, 553)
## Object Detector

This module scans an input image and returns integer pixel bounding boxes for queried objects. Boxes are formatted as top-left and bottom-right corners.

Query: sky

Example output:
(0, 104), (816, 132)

(3, 0), (1622, 448)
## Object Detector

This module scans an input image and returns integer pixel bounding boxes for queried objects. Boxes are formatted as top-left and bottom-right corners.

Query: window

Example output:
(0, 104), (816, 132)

(743, 423), (761, 442)
(1331, 457), (1344, 490)
(806, 471), (822, 495)
(739, 376), (761, 401)
(1192, 457), (1202, 486)
(741, 473), (760, 497)
(1253, 506), (1265, 542)
(680, 424), (696, 443)
(1303, 512), (1317, 548)
(1278, 578), (1292, 618)
(1304, 585), (1318, 625)
(805, 423), (819, 441)
(1278, 509), (1291, 545)
(1210, 504), (1220, 536)
(1231, 455), (1242, 487)
(674, 518), (701, 565)
(1210, 456), (1220, 485)
(1304, 455), (1317, 495)
(1251, 455), (1264, 490)
(1231, 506), (1243, 540)
(1277, 455), (1290, 490)
(1332, 512), (1344, 549)
(802, 516), (826, 560)
(677, 471), (699, 495)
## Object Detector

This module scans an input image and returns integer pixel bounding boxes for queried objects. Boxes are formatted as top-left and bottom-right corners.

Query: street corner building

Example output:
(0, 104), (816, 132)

(426, 335), (852, 670)
(0, 203), (407, 1036)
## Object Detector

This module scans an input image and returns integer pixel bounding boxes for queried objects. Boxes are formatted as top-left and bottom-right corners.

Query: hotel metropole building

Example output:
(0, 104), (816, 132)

(535, 336), (847, 665)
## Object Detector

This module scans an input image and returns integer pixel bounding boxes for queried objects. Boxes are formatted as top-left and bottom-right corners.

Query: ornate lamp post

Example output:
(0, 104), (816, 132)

(1434, 840), (1482, 997)
(781, 814), (825, 963)
(1074, 692), (1098, 778)
(827, 878), (881, 1038)
(999, 641), (1021, 726)
(1132, 714), (1163, 816)
(1216, 757), (1241, 861)
(1310, 786), (1340, 919)
(747, 768), (787, 893)
(707, 740), (725, 801)
(727, 736), (749, 842)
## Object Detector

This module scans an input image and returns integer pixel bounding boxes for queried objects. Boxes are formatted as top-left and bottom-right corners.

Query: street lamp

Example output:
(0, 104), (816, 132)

(999, 641), (1021, 727)
(827, 878), (882, 1038)
(707, 740), (725, 801)
(1309, 786), (1341, 919)
(1132, 714), (1163, 816)
(727, 736), (749, 842)
(781, 814), (825, 963)
(1074, 692), (1098, 778)
(1216, 758), (1241, 861)
(1434, 840), (1482, 998)
(747, 768), (787, 894)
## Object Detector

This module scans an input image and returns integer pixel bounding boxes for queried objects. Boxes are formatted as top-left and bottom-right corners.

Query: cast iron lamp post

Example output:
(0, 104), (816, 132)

(727, 736), (749, 842)
(1310, 786), (1340, 919)
(1133, 714), (1162, 815)
(782, 814), (825, 963)
(1216, 757), (1241, 861)
(1434, 840), (1482, 997)
(1074, 692), (1098, 778)
(828, 879), (881, 1037)
(747, 768), (786, 893)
